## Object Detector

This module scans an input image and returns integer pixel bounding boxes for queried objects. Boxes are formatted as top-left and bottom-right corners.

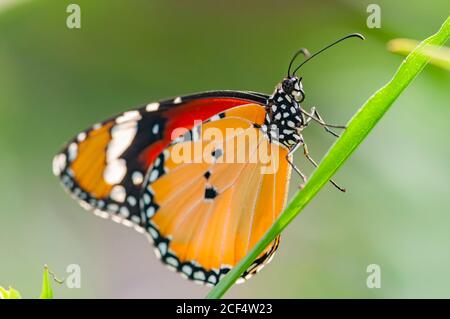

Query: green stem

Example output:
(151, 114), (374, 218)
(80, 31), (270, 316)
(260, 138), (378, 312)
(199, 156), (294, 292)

(207, 16), (450, 299)
(388, 38), (450, 70)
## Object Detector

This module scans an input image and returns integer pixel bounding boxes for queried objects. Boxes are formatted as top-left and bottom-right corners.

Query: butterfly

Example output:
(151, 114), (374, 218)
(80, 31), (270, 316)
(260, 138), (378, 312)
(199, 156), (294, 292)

(53, 33), (363, 286)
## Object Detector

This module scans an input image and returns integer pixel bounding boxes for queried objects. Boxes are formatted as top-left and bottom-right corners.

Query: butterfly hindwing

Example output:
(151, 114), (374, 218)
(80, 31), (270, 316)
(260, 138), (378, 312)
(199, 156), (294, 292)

(140, 103), (291, 285)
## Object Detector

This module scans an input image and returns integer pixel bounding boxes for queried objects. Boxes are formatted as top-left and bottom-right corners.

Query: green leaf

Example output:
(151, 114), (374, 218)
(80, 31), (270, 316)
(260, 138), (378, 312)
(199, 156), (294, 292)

(39, 265), (54, 299)
(0, 286), (22, 299)
(388, 38), (450, 70)
(206, 16), (450, 299)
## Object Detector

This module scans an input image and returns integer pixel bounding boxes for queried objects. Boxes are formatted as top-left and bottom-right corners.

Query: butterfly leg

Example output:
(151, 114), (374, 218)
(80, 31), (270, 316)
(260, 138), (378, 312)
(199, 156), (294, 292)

(302, 143), (346, 192)
(286, 142), (308, 189)
(302, 107), (345, 138)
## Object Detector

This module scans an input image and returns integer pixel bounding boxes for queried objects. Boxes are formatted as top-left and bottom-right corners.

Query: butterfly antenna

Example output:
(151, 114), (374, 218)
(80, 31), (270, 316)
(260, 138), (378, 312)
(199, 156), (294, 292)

(287, 48), (311, 77)
(292, 33), (364, 75)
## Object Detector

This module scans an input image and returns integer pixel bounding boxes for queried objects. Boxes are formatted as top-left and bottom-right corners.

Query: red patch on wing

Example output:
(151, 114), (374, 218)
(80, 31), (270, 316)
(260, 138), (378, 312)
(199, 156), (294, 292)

(139, 98), (256, 167)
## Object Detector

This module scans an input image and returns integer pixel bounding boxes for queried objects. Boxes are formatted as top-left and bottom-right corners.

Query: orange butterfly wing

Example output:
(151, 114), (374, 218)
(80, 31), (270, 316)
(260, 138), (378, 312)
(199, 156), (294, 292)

(53, 92), (269, 229)
(141, 104), (291, 285)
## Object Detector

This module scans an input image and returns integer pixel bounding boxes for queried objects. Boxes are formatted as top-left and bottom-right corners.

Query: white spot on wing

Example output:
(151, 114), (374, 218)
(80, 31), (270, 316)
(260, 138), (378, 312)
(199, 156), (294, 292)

(132, 171), (144, 185)
(103, 159), (127, 184)
(68, 143), (78, 161)
(193, 271), (206, 282)
(111, 215), (122, 223)
(142, 193), (151, 205)
(182, 265), (192, 276)
(149, 169), (159, 182)
(173, 97), (182, 104)
(122, 219), (133, 227)
(79, 201), (92, 211)
(146, 206), (155, 217)
(110, 185), (126, 203)
(107, 203), (119, 212)
(152, 124), (159, 135)
(107, 122), (138, 162)
(52, 153), (67, 176)
(208, 275), (217, 285)
(158, 242), (167, 256)
(131, 215), (140, 224)
(94, 209), (109, 219)
(119, 206), (130, 218)
(116, 110), (142, 124)
(77, 132), (87, 142)
(166, 257), (179, 268)
(127, 196), (137, 206)
(145, 102), (160, 112)
(149, 227), (158, 239)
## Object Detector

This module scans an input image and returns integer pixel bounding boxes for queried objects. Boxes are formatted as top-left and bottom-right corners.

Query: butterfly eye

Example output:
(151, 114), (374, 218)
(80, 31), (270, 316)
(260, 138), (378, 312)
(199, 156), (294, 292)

(292, 88), (305, 103)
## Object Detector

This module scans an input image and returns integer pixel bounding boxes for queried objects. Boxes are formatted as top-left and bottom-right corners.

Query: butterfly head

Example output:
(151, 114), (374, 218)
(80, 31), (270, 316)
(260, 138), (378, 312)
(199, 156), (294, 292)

(280, 76), (305, 103)
(267, 33), (365, 149)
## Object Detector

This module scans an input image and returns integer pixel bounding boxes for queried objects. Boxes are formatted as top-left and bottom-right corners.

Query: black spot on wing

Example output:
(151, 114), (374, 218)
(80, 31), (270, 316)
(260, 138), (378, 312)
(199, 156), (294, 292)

(204, 186), (218, 200)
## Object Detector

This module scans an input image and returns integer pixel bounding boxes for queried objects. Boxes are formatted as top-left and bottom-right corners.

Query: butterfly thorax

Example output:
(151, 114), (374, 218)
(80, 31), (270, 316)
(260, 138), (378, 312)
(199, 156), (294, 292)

(262, 77), (305, 149)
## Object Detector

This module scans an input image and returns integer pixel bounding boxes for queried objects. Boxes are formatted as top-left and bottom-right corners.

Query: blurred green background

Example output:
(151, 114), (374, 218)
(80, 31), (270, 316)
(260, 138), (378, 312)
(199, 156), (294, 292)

(0, 0), (449, 298)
